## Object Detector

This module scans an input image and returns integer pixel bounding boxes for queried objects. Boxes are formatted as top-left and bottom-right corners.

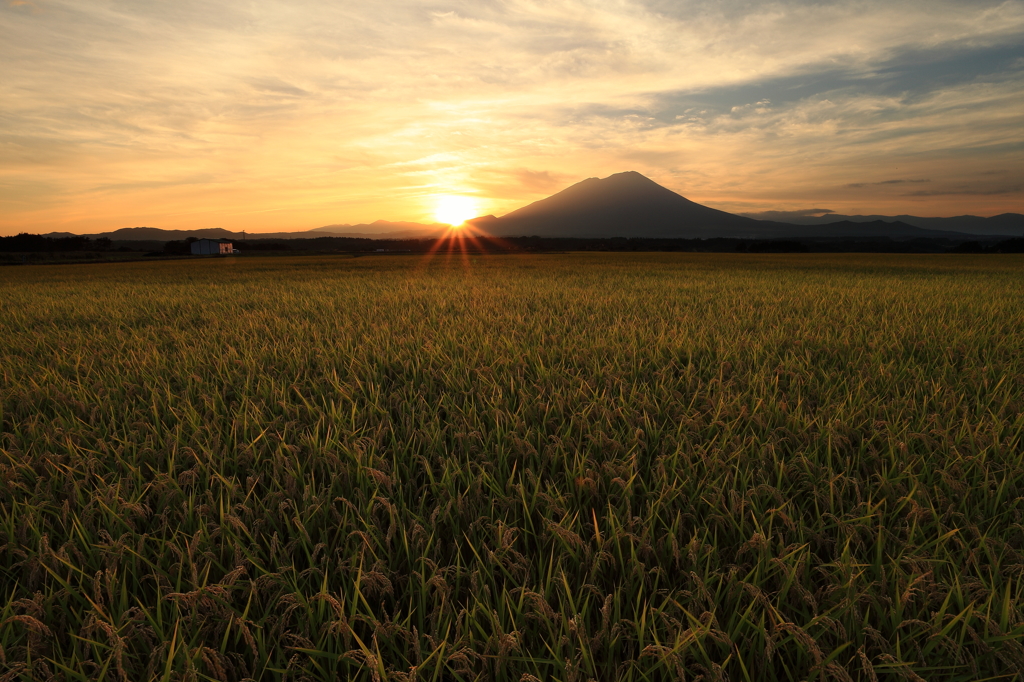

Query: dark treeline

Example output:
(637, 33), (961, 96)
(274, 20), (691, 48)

(161, 238), (295, 255)
(0, 233), (112, 252)
(6, 233), (1024, 256)
(950, 238), (1024, 254)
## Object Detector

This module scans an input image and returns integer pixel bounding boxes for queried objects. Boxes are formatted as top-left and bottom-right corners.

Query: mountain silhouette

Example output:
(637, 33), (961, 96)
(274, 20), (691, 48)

(484, 171), (992, 240)
(739, 211), (1024, 237)
(488, 171), (765, 239)
(42, 221), (446, 242)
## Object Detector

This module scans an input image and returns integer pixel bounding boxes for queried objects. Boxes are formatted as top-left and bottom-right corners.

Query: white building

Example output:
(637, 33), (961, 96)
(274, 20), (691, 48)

(191, 239), (233, 255)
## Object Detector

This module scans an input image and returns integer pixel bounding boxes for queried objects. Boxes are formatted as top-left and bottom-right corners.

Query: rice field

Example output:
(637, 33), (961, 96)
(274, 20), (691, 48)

(1, 252), (1023, 681)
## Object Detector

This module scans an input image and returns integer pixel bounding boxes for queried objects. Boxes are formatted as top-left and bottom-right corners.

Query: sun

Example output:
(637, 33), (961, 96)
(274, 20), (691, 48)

(435, 195), (480, 226)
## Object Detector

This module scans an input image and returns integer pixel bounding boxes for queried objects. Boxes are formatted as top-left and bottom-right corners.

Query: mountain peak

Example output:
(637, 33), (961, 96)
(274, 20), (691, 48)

(608, 170), (652, 180)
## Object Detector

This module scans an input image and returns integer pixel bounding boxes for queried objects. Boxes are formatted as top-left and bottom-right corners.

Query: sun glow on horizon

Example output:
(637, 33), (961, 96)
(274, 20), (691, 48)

(435, 195), (480, 226)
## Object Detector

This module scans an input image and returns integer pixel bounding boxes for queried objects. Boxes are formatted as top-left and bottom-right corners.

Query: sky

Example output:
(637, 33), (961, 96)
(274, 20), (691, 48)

(2, 0), (1023, 235)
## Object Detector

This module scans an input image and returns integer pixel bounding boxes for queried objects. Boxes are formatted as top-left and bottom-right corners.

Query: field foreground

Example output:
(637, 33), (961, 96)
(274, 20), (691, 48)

(2, 253), (1023, 681)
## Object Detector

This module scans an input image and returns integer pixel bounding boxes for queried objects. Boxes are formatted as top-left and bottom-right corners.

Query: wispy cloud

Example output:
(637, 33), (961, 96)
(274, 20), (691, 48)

(509, 169), (571, 194)
(904, 186), (1022, 196)
(740, 209), (835, 221)
(847, 179), (930, 188)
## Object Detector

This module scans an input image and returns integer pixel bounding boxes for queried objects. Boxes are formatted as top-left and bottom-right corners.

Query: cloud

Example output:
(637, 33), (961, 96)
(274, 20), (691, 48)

(248, 79), (310, 97)
(465, 168), (574, 201)
(85, 175), (217, 195)
(511, 169), (569, 193)
(847, 179), (930, 188)
(739, 209), (835, 220)
(904, 186), (1022, 196)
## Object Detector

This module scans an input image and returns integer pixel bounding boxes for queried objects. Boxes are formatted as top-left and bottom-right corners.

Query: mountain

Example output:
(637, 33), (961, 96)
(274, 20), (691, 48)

(488, 171), (765, 239)
(485, 172), (990, 240)
(740, 212), (1024, 236)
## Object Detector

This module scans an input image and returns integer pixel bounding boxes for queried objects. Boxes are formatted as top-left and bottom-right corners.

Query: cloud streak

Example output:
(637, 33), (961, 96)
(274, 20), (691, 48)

(904, 186), (1023, 197)
(740, 209), (836, 221)
(847, 179), (931, 188)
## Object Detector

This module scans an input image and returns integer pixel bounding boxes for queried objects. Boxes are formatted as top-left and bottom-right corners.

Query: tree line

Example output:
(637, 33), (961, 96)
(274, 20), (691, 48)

(0, 233), (112, 252)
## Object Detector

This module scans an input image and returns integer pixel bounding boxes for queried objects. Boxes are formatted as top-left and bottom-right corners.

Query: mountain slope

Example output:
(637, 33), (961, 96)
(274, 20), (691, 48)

(742, 212), (1024, 236)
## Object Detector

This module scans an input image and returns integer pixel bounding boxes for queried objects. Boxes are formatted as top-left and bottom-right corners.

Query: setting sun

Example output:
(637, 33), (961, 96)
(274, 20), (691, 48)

(435, 195), (480, 226)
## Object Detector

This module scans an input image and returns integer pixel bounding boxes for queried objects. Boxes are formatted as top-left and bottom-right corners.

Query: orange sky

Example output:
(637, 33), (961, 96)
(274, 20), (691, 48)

(1, 0), (1022, 235)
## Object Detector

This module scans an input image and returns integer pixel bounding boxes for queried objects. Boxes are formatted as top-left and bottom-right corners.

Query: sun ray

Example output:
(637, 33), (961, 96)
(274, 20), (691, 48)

(416, 215), (517, 272)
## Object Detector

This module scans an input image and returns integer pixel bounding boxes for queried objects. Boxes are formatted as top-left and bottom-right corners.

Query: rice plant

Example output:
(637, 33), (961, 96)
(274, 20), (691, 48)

(1, 252), (1022, 681)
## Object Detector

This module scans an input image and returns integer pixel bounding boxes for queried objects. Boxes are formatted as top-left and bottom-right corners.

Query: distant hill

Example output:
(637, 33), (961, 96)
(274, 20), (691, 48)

(42, 221), (447, 242)
(310, 220), (447, 237)
(788, 219), (970, 240)
(42, 227), (244, 241)
(485, 172), (991, 240)
(740, 212), (1024, 237)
